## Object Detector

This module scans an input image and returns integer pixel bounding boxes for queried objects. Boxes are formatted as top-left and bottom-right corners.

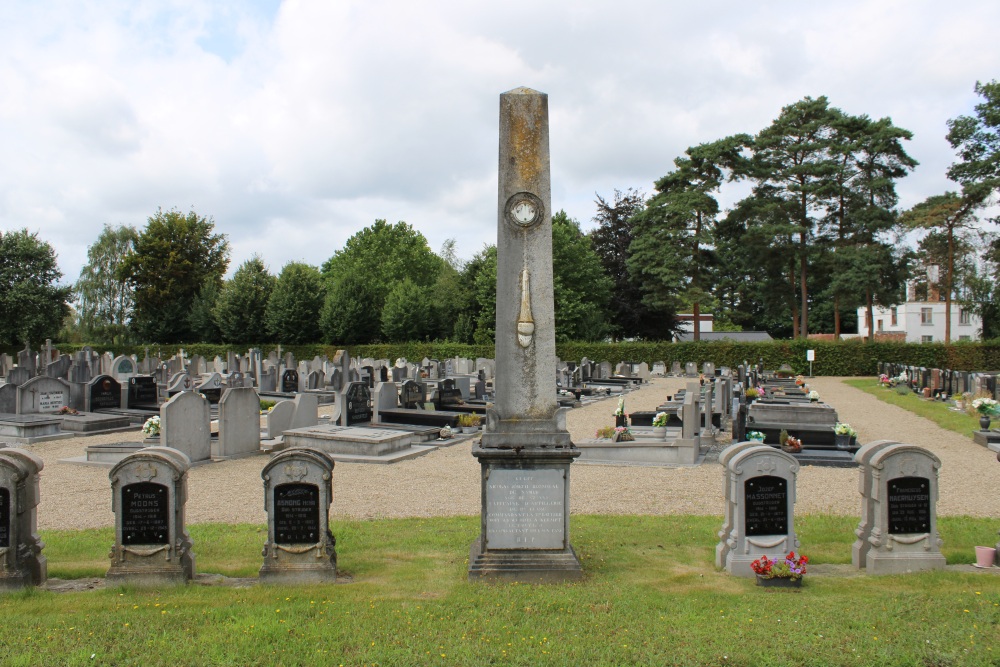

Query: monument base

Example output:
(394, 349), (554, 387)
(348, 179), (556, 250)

(866, 551), (947, 575)
(469, 444), (582, 582)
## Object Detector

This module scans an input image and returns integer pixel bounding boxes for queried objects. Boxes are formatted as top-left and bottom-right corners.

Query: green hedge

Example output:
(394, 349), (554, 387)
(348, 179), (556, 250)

(29, 339), (1000, 376)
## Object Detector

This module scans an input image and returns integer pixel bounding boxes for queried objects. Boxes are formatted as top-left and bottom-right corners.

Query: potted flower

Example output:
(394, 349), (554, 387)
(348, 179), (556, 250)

(878, 374), (891, 388)
(747, 430), (766, 443)
(652, 412), (669, 439)
(751, 551), (808, 587)
(794, 375), (805, 387)
(457, 413), (481, 433)
(595, 426), (615, 440)
(833, 422), (857, 450)
(972, 397), (999, 431)
(614, 396), (629, 428)
(439, 425), (454, 440)
(807, 390), (820, 402)
(779, 429), (802, 453)
(745, 387), (760, 402)
(142, 415), (160, 439)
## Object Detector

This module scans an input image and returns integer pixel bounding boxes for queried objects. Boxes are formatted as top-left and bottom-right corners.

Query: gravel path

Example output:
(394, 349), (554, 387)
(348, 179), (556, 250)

(25, 376), (1000, 531)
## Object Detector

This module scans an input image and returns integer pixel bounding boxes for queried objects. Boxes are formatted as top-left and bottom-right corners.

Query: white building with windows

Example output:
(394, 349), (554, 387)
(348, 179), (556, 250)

(856, 298), (981, 343)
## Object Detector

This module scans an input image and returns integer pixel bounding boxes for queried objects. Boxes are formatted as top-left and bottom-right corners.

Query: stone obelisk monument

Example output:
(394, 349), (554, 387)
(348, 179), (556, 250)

(468, 87), (582, 582)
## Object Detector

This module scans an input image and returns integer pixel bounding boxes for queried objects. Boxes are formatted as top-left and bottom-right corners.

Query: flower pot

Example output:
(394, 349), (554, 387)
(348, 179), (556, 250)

(462, 426), (477, 434)
(834, 433), (852, 450)
(980, 415), (992, 432)
(756, 575), (801, 588)
(652, 426), (667, 439)
(923, 387), (932, 398)
(975, 546), (996, 568)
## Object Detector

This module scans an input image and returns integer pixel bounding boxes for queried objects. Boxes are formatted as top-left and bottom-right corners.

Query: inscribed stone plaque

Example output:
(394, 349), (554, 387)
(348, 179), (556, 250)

(0, 488), (8, 548)
(38, 391), (67, 413)
(128, 377), (158, 405)
(121, 482), (170, 545)
(344, 383), (372, 425)
(486, 468), (564, 549)
(273, 483), (320, 544)
(744, 475), (788, 536)
(887, 476), (931, 534)
(281, 370), (299, 393)
(90, 376), (121, 410)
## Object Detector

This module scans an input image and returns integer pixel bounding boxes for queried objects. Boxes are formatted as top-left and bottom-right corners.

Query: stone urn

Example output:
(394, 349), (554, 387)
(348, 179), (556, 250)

(652, 426), (667, 439)
(834, 434), (852, 450)
(980, 415), (992, 432)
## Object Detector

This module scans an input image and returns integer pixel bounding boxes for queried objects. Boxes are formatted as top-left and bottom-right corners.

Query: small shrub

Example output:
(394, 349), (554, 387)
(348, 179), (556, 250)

(895, 384), (911, 395)
(595, 426), (615, 439)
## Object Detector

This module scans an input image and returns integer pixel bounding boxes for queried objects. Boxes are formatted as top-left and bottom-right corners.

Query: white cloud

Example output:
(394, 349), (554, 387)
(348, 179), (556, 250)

(0, 0), (998, 284)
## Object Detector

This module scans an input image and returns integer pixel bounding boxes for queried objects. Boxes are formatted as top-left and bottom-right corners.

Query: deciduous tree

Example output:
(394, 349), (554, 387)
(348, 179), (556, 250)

(0, 229), (71, 345)
(75, 224), (138, 345)
(266, 262), (325, 344)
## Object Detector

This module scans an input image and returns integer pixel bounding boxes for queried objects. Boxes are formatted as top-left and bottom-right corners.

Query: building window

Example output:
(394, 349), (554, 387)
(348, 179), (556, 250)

(959, 308), (972, 325)
(959, 335), (972, 341)
(921, 307), (933, 325)
(921, 335), (934, 343)
(877, 319), (884, 332)
(890, 307), (897, 326)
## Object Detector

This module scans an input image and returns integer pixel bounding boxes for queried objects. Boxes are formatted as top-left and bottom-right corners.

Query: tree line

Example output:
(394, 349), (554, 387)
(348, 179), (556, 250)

(2, 81), (998, 348)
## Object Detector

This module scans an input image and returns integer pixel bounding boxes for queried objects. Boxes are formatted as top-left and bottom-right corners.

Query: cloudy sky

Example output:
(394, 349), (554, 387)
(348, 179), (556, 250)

(2, 0), (998, 283)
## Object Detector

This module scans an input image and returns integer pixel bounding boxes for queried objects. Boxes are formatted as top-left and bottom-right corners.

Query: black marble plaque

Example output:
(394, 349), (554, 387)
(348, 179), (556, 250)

(887, 476), (931, 534)
(744, 475), (788, 536)
(121, 482), (170, 545)
(273, 483), (320, 544)
(128, 376), (158, 406)
(281, 370), (299, 393)
(401, 380), (425, 409)
(345, 382), (372, 425)
(89, 375), (121, 410)
(0, 488), (9, 548)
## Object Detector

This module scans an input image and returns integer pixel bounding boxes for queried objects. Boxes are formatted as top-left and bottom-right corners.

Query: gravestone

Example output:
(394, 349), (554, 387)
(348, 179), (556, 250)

(126, 376), (159, 409)
(111, 356), (137, 381)
(850, 440), (899, 569)
(213, 387), (261, 460)
(372, 382), (398, 423)
(671, 361), (682, 376)
(401, 380), (426, 409)
(0, 385), (16, 414)
(342, 382), (372, 426)
(290, 393), (319, 430)
(715, 441), (765, 569)
(722, 446), (800, 577)
(17, 344), (35, 376)
(652, 362), (666, 376)
(194, 372), (223, 403)
(6, 367), (30, 387)
(86, 375), (122, 412)
(862, 444), (946, 574)
(265, 399), (294, 440)
(470, 87), (581, 582)
(0, 449), (46, 590)
(685, 362), (697, 377)
(166, 372), (194, 396)
(160, 391), (211, 463)
(16, 376), (70, 414)
(259, 447), (337, 583)
(281, 369), (299, 394)
(259, 366), (277, 393)
(45, 354), (72, 380)
(106, 447), (194, 585)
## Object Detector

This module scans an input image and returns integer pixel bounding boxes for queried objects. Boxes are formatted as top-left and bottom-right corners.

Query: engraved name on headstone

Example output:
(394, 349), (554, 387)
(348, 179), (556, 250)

(887, 476), (931, 534)
(744, 476), (788, 536)
(273, 483), (320, 544)
(485, 469), (564, 549)
(121, 482), (170, 545)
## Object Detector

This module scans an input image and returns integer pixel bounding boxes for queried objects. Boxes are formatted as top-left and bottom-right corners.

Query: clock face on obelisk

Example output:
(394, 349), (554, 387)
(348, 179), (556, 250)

(505, 192), (543, 228)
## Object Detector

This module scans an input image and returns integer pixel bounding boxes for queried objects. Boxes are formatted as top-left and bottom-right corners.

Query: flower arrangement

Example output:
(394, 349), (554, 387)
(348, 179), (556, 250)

(972, 397), (999, 416)
(457, 413), (481, 428)
(807, 390), (820, 401)
(652, 412), (669, 427)
(56, 406), (79, 415)
(745, 387), (760, 400)
(751, 551), (808, 580)
(614, 396), (626, 417)
(794, 375), (805, 386)
(878, 374), (891, 388)
(439, 425), (454, 439)
(782, 435), (802, 452)
(612, 426), (635, 442)
(595, 426), (616, 439)
(833, 422), (857, 437)
(747, 431), (766, 442)
(142, 415), (160, 437)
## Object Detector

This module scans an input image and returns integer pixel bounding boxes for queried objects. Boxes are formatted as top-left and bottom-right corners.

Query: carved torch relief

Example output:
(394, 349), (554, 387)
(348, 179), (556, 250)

(517, 268), (534, 348)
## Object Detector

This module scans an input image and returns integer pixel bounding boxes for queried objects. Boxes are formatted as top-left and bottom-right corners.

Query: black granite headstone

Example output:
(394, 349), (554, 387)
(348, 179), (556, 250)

(281, 370), (299, 393)
(121, 482), (170, 545)
(273, 483), (320, 544)
(0, 487), (9, 548)
(344, 382), (372, 425)
(401, 380), (425, 409)
(887, 476), (931, 534)
(744, 475), (788, 536)
(128, 376), (158, 407)
(89, 375), (121, 410)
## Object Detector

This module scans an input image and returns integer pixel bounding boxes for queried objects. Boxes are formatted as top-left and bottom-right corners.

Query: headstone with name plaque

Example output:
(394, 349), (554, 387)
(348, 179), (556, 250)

(862, 443), (945, 574)
(0, 449), (46, 590)
(281, 369), (299, 394)
(106, 447), (194, 585)
(127, 376), (159, 409)
(260, 447), (337, 583)
(342, 382), (372, 426)
(723, 445), (800, 577)
(15, 376), (71, 414)
(86, 375), (122, 412)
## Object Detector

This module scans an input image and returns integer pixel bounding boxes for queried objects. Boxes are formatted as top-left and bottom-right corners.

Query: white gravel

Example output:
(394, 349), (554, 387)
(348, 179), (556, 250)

(24, 376), (1000, 531)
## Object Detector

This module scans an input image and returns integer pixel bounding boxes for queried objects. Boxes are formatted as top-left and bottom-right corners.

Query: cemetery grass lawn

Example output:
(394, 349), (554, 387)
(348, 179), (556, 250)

(3, 517), (997, 666)
(844, 378), (983, 436)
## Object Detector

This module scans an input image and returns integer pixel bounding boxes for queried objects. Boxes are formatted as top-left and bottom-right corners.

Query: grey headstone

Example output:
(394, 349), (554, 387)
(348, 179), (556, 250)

(214, 387), (261, 459)
(161, 392), (211, 463)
